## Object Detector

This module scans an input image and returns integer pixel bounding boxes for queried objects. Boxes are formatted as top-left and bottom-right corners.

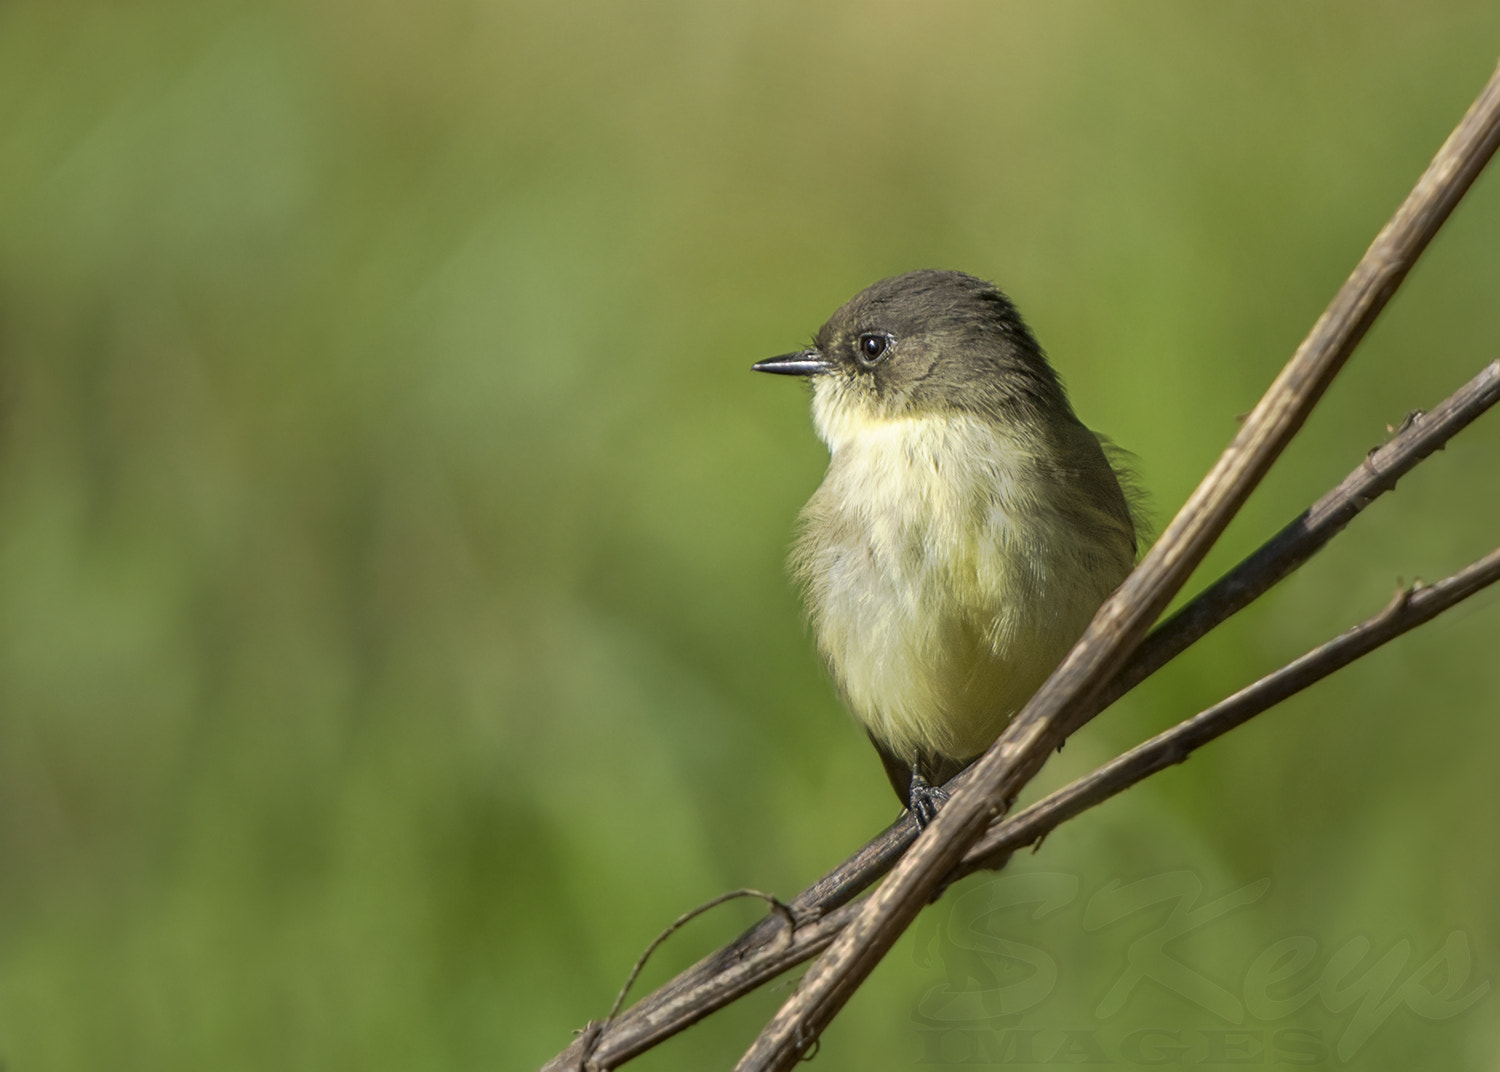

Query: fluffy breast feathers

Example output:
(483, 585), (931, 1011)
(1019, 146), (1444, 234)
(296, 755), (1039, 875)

(792, 399), (1135, 765)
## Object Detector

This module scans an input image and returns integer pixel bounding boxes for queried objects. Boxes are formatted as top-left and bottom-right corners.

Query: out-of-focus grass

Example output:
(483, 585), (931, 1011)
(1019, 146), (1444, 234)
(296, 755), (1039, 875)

(1, 3), (1498, 1069)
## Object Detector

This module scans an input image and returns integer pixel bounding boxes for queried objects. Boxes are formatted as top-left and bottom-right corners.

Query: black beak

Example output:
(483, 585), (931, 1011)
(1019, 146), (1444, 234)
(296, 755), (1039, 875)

(752, 349), (834, 376)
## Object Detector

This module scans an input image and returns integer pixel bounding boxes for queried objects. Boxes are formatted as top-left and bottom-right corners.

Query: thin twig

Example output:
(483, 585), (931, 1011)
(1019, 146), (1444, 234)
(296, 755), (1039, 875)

(736, 60), (1500, 1072)
(956, 545), (1500, 876)
(1096, 359), (1500, 716)
(575, 890), (794, 1070)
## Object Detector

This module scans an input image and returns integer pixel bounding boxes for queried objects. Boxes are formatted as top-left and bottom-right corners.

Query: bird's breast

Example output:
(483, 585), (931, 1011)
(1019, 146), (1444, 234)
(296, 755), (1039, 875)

(793, 410), (1070, 762)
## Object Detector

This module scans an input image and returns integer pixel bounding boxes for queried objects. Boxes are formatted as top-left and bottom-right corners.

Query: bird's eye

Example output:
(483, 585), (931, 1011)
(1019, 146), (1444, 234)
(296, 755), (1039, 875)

(856, 332), (893, 367)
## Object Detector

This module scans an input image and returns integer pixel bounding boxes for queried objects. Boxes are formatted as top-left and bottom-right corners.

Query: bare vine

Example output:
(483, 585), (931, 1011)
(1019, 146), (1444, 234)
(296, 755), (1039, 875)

(539, 59), (1500, 1072)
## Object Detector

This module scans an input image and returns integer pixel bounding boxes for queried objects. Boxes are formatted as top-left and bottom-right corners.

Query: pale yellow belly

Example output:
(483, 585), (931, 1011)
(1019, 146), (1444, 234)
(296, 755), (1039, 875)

(793, 410), (1132, 766)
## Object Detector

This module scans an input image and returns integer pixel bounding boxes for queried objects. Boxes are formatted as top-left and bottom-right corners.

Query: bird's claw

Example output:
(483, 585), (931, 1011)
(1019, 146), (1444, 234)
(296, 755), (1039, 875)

(907, 772), (950, 828)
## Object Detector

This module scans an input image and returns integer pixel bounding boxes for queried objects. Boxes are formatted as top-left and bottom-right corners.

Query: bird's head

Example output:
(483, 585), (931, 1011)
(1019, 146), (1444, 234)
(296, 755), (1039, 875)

(754, 270), (1075, 442)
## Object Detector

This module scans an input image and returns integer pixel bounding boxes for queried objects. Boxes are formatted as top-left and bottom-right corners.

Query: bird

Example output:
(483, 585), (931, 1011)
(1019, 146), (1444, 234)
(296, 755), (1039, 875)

(754, 269), (1138, 824)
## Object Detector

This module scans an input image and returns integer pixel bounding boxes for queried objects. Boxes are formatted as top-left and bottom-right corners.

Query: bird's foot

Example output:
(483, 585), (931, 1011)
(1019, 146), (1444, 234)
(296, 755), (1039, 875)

(907, 771), (950, 828)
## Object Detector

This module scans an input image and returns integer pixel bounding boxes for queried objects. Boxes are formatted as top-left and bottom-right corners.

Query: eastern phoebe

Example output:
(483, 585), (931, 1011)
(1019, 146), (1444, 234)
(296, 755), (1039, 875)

(755, 270), (1138, 823)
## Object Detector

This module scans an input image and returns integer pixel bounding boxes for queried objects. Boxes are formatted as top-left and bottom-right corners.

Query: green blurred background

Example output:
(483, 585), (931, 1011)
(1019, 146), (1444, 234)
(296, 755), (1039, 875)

(2, 3), (1499, 1070)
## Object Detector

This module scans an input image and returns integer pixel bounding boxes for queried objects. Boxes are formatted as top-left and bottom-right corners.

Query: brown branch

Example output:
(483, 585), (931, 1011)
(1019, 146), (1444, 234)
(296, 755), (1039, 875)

(736, 60), (1500, 1072)
(538, 64), (1500, 1072)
